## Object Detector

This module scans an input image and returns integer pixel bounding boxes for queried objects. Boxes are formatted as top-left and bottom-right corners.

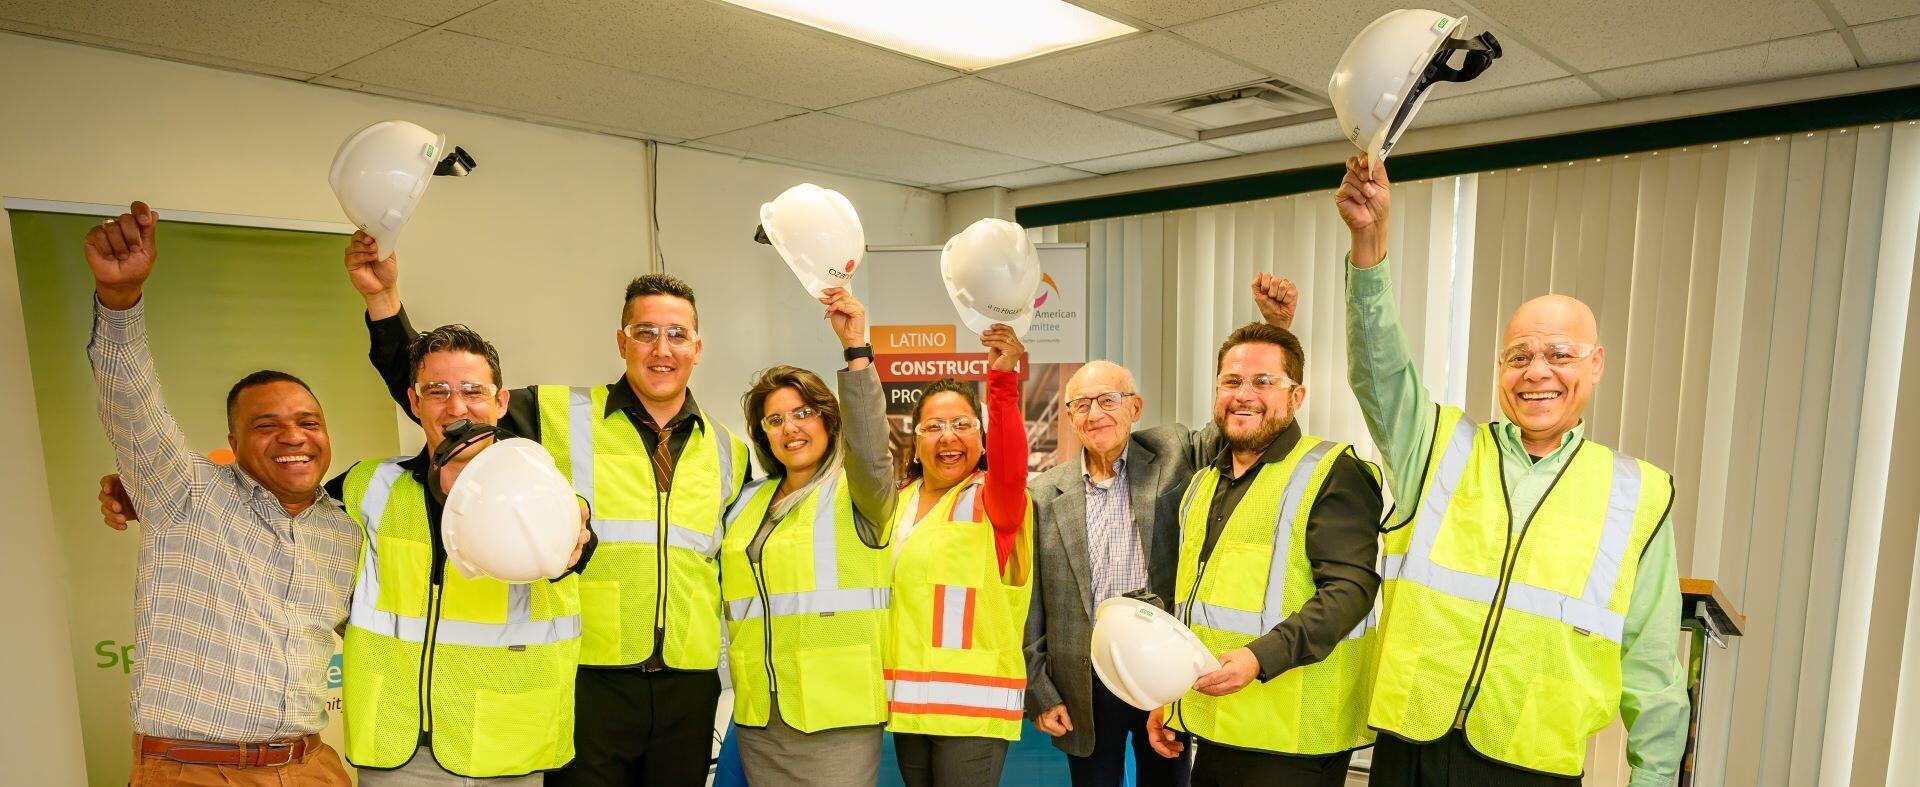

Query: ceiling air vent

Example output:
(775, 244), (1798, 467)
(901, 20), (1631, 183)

(1110, 80), (1336, 141)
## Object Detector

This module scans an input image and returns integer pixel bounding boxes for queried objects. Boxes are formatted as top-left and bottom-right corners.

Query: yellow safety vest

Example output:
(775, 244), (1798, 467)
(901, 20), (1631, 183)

(1369, 405), (1673, 777)
(1166, 436), (1379, 755)
(340, 458), (582, 777)
(535, 386), (748, 667)
(719, 473), (892, 731)
(884, 473), (1034, 741)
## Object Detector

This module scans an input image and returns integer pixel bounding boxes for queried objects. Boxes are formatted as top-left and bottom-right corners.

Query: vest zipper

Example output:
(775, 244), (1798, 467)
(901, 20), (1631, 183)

(1170, 557), (1208, 730)
(419, 574), (445, 741)
(1451, 440), (1585, 729)
(751, 559), (778, 701)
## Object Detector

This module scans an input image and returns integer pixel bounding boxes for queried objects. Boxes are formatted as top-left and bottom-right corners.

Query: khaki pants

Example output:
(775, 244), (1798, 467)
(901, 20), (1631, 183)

(355, 746), (544, 787)
(129, 736), (351, 787)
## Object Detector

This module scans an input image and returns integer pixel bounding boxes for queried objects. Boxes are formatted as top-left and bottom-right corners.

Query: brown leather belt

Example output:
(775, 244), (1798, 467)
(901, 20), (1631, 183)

(136, 733), (319, 767)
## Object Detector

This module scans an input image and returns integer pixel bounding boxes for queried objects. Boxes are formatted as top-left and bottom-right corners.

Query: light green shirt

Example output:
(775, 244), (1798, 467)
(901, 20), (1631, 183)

(1345, 257), (1688, 787)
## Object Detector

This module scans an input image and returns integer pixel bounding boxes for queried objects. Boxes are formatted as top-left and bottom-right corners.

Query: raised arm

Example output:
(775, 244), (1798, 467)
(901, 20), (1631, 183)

(821, 287), (896, 547)
(85, 203), (206, 528)
(1338, 156), (1436, 508)
(981, 324), (1029, 574)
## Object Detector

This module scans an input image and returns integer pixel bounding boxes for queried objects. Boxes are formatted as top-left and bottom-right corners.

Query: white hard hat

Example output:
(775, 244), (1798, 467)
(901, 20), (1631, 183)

(328, 120), (473, 259)
(1329, 10), (1501, 162)
(756, 183), (866, 298)
(940, 218), (1043, 337)
(1091, 597), (1221, 711)
(442, 438), (579, 583)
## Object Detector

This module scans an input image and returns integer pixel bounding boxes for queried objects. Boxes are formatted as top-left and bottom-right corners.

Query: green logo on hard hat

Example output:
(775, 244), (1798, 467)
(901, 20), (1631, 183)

(422, 142), (437, 159)
(1435, 19), (1450, 31)
(1136, 608), (1155, 620)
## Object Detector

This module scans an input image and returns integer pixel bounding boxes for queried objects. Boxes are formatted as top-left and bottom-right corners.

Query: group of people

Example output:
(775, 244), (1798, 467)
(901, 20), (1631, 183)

(88, 156), (1687, 787)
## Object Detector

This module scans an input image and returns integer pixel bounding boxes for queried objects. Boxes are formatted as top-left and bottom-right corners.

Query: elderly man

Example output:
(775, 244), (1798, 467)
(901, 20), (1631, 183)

(1023, 282), (1292, 787)
(1336, 155), (1689, 786)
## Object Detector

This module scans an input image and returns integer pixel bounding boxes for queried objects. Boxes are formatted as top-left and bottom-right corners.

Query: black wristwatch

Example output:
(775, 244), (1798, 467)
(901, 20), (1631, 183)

(843, 344), (874, 364)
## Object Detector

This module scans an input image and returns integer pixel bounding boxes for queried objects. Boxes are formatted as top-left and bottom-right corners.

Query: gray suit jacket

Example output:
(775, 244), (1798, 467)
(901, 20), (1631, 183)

(1023, 422), (1218, 757)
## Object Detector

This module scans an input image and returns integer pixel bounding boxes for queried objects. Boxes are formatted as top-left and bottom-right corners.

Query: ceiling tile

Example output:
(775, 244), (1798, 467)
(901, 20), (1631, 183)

(1411, 77), (1605, 129)
(1173, 0), (1567, 97)
(941, 166), (1096, 191)
(831, 78), (1184, 164)
(1208, 117), (1346, 153)
(445, 0), (957, 110)
(0, 0), (422, 74)
(314, 0), (492, 26)
(1590, 33), (1857, 98)
(700, 112), (1045, 185)
(1856, 14), (1920, 65)
(332, 30), (801, 140)
(1466, 0), (1833, 72)
(1072, 0), (1270, 28)
(1068, 142), (1238, 173)
(1828, 0), (1920, 26)
(983, 32), (1265, 111)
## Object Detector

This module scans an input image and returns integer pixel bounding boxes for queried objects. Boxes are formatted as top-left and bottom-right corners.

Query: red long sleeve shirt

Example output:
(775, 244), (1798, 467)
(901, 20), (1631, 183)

(981, 369), (1028, 571)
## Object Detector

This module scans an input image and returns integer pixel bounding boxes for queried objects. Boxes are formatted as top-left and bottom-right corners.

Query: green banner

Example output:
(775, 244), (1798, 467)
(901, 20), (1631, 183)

(9, 209), (398, 784)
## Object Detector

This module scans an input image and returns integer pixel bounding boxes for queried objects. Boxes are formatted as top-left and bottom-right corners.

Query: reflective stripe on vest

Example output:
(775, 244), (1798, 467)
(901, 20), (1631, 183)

(1380, 419), (1639, 644)
(567, 386), (733, 556)
(883, 669), (1024, 721)
(346, 460), (583, 648)
(721, 475), (892, 622)
(1175, 441), (1374, 642)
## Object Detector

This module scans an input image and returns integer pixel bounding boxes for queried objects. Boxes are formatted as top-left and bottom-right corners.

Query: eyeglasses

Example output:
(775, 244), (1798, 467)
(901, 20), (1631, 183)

(1499, 341), (1596, 369)
(1065, 391), (1136, 416)
(1215, 373), (1296, 394)
(621, 322), (696, 347)
(760, 406), (820, 431)
(413, 380), (499, 404)
(915, 417), (980, 437)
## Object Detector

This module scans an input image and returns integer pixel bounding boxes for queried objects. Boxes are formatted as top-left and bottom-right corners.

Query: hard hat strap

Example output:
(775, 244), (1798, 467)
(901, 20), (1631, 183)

(1380, 31), (1503, 157)
(433, 146), (477, 177)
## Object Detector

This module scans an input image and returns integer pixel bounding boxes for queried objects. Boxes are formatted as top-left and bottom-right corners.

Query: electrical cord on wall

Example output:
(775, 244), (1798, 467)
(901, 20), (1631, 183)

(646, 140), (665, 274)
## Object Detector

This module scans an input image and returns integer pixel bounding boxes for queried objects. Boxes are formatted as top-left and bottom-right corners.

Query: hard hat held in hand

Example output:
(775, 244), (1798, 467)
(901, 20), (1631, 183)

(1329, 9), (1501, 162)
(329, 120), (473, 260)
(941, 218), (1043, 337)
(757, 183), (866, 298)
(442, 438), (580, 584)
(1091, 596), (1221, 711)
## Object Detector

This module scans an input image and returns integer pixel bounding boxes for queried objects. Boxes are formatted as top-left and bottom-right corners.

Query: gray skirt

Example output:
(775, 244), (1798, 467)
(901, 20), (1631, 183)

(736, 697), (884, 787)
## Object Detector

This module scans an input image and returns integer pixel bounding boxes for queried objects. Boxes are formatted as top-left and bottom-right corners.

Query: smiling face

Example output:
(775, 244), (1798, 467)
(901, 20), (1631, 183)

(1212, 342), (1306, 454)
(1497, 295), (1604, 449)
(761, 385), (832, 475)
(1065, 361), (1141, 460)
(408, 349), (509, 462)
(227, 380), (331, 508)
(616, 293), (702, 406)
(914, 390), (984, 491)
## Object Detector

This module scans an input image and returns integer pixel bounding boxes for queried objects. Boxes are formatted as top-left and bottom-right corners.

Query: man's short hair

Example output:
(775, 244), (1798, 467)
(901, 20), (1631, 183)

(1215, 322), (1306, 383)
(225, 370), (314, 428)
(409, 324), (504, 387)
(621, 273), (699, 328)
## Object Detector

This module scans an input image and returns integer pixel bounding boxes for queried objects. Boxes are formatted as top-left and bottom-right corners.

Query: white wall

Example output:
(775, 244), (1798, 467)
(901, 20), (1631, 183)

(0, 31), (942, 784)
(656, 144), (944, 441)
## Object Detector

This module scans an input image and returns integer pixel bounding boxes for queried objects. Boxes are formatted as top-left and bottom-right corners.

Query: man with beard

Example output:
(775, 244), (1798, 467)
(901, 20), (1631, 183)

(1144, 322), (1385, 786)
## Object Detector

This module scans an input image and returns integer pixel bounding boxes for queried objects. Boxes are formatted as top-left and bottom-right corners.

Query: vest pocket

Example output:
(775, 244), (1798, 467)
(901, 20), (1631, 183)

(1204, 541), (1270, 614)
(579, 581), (622, 660)
(378, 538), (430, 614)
(470, 684), (564, 775)
(343, 671), (385, 764)
(1508, 673), (1602, 775)
(794, 643), (885, 730)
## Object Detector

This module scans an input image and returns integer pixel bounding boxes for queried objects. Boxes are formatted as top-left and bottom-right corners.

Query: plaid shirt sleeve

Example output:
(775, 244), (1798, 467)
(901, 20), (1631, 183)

(88, 296), (210, 528)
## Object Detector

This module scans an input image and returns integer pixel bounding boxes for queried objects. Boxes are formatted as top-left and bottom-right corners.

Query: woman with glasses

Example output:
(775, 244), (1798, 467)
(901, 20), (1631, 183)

(719, 287), (897, 786)
(886, 323), (1033, 787)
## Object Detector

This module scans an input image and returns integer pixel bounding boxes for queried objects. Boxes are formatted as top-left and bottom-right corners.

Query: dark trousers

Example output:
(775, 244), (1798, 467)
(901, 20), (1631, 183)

(1067, 678), (1192, 787)
(892, 733), (1009, 787)
(548, 667), (721, 787)
(1191, 740), (1351, 787)
(1370, 730), (1580, 787)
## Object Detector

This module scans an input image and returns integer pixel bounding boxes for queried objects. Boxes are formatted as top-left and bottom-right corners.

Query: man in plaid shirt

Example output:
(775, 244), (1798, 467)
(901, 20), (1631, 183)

(86, 202), (359, 787)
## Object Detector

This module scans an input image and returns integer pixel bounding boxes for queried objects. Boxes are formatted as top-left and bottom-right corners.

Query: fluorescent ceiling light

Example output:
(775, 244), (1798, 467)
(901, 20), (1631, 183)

(720, 0), (1137, 71)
